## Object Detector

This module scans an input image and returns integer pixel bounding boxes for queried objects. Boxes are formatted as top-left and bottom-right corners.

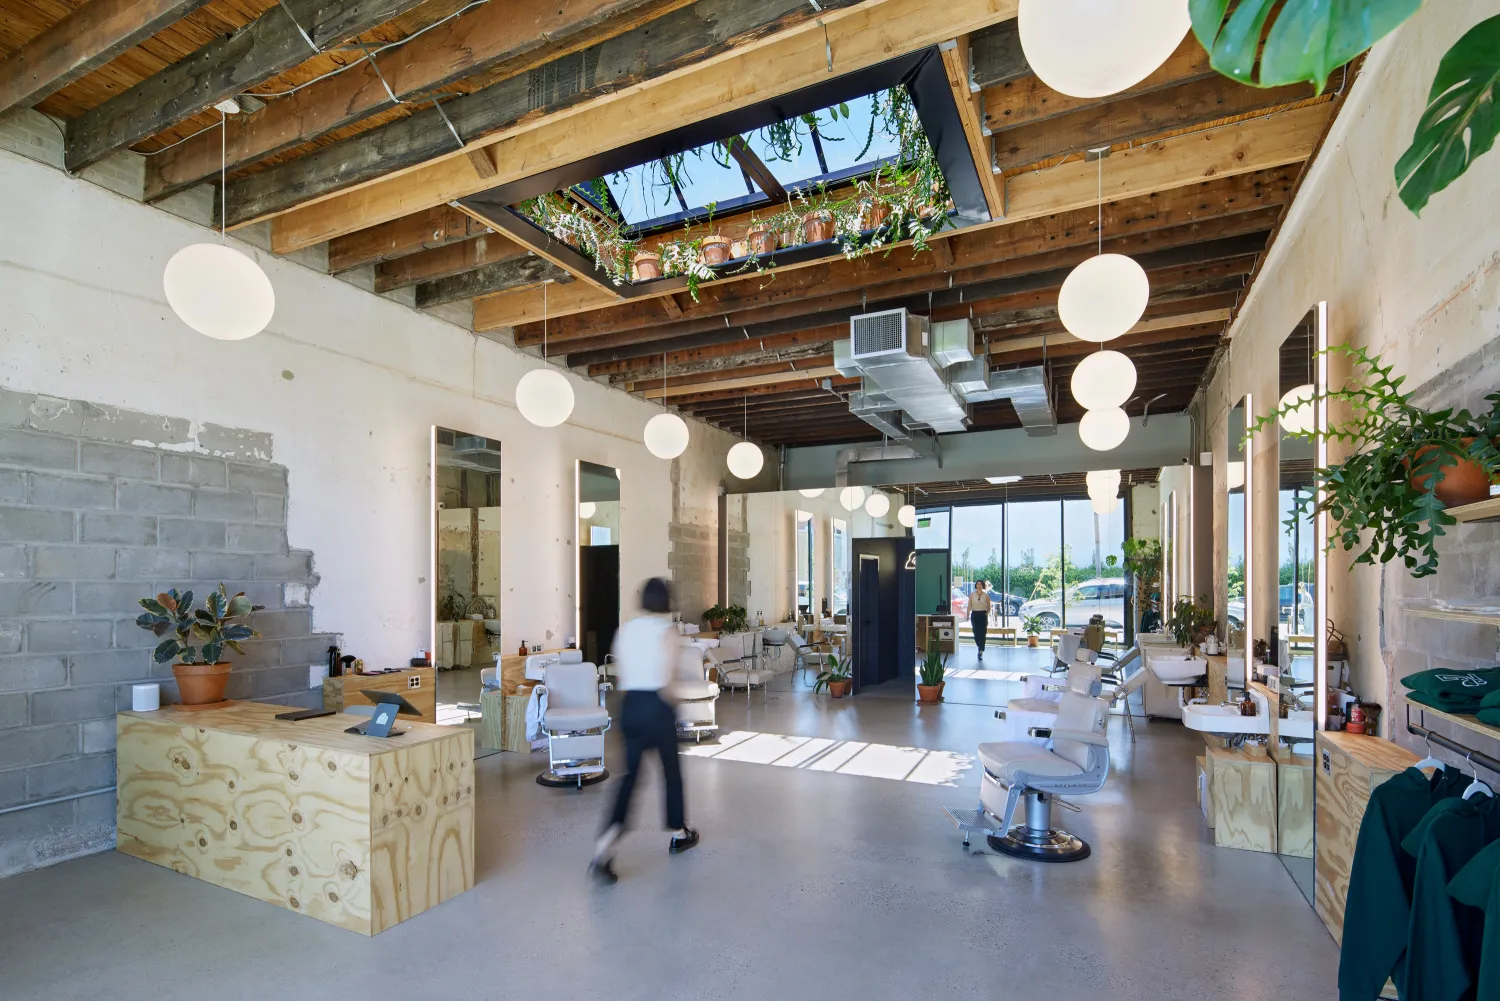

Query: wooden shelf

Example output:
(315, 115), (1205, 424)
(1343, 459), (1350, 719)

(1406, 604), (1500, 627)
(1448, 496), (1500, 523)
(1405, 696), (1500, 745)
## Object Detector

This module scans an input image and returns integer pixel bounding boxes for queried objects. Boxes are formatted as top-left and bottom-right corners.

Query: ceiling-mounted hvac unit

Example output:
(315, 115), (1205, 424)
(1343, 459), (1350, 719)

(850, 308), (927, 365)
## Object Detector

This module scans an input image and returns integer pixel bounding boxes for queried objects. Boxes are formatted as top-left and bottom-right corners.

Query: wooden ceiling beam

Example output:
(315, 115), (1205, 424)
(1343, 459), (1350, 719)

(967, 19), (1026, 90)
(665, 375), (860, 408)
(992, 78), (1319, 173)
(264, 0), (1021, 250)
(414, 256), (572, 308)
(645, 362), (840, 401)
(981, 35), (1214, 135)
(0, 0), (212, 116)
(939, 35), (1005, 218)
(327, 204), (487, 272)
(374, 231), (528, 292)
(587, 324), (848, 379)
(516, 167), (1293, 343)
(63, 0), (432, 171)
(628, 353), (835, 392)
(141, 0), (690, 200)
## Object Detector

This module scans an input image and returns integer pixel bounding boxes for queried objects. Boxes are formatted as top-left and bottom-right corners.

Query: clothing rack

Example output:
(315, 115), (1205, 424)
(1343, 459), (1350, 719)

(1406, 712), (1500, 777)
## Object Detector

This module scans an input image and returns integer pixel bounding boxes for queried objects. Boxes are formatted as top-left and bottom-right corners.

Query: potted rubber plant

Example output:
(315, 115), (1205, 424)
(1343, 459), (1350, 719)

(1022, 614), (1044, 648)
(814, 651), (853, 698)
(136, 585), (259, 706)
(917, 638), (947, 704)
(1166, 597), (1216, 653)
(1248, 344), (1500, 578)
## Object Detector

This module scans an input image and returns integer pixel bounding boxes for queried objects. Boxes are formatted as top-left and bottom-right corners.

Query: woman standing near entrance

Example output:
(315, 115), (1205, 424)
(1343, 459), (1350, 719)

(969, 580), (992, 659)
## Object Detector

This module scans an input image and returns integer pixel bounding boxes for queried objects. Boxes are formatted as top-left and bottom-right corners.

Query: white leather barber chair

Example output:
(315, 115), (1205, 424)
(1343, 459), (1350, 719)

(712, 640), (775, 704)
(946, 691), (1111, 862)
(535, 660), (612, 788)
(673, 645), (720, 742)
(991, 661), (1103, 743)
(1052, 631), (1097, 675)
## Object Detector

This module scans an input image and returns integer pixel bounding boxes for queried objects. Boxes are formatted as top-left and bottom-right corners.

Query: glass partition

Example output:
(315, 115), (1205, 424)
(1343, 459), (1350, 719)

(913, 507), (950, 550)
(1010, 501), (1065, 630)
(577, 461), (621, 666)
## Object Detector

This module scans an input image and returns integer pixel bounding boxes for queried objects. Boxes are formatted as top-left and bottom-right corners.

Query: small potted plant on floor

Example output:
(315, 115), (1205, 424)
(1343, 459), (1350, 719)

(1022, 615), (1044, 648)
(815, 651), (852, 698)
(917, 638), (947, 704)
(136, 585), (259, 707)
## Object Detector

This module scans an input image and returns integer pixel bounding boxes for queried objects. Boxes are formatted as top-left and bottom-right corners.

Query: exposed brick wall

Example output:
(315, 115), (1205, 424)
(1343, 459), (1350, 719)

(0, 387), (335, 877)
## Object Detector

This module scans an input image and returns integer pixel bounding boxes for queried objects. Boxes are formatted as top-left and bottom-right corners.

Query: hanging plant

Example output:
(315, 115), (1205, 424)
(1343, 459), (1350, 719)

(1246, 344), (1500, 578)
(1189, 0), (1422, 93)
(1396, 13), (1500, 215)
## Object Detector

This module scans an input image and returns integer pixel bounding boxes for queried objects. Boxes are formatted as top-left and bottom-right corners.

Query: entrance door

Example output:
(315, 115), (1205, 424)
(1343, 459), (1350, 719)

(855, 555), (880, 690)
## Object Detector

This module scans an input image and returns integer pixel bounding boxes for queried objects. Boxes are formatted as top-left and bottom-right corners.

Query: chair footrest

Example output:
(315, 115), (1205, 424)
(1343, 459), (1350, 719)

(942, 806), (999, 837)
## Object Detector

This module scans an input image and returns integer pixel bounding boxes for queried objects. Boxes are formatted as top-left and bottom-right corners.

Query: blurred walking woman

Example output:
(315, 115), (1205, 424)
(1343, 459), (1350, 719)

(590, 577), (699, 884)
(969, 580), (992, 659)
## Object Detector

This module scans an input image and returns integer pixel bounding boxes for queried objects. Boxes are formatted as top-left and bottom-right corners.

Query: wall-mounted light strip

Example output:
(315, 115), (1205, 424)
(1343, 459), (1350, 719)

(1313, 301), (1330, 731)
(1243, 392), (1253, 665)
(429, 427), (437, 667)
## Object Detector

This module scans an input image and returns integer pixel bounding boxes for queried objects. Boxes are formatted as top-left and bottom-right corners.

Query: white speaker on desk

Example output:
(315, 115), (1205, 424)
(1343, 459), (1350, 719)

(131, 683), (160, 712)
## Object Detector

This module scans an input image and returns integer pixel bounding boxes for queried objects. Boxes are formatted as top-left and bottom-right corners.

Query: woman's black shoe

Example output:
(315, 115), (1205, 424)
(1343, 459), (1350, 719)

(670, 828), (700, 854)
(589, 859), (618, 885)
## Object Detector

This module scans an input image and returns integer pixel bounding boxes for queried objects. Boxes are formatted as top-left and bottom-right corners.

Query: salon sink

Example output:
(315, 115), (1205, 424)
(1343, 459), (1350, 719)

(1181, 702), (1270, 735)
(1147, 654), (1209, 684)
(1281, 710), (1315, 740)
(483, 619), (503, 636)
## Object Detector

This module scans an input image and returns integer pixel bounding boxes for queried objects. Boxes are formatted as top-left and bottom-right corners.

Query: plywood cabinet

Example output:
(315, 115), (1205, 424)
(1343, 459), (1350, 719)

(1313, 731), (1418, 943)
(322, 667), (436, 722)
(116, 702), (474, 935)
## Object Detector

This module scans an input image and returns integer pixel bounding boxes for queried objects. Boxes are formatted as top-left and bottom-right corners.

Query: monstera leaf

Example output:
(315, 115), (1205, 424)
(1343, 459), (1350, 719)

(1396, 14), (1500, 215)
(1191, 0), (1422, 92)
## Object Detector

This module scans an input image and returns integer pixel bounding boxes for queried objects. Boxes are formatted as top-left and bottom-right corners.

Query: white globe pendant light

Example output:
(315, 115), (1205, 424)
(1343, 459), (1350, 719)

(897, 504), (917, 528)
(1019, 0), (1191, 99)
(865, 492), (891, 518)
(1228, 461), (1246, 490)
(1091, 493), (1121, 515)
(642, 353), (689, 458)
(799, 488), (826, 498)
(517, 280), (574, 428)
(1071, 349), (1138, 410)
(1086, 468), (1122, 499)
(1059, 254), (1150, 343)
(163, 108), (274, 340)
(516, 367), (574, 428)
(578, 501), (596, 519)
(1080, 406), (1130, 451)
(1279, 384), (1316, 435)
(839, 486), (866, 512)
(164, 244), (275, 340)
(727, 441), (764, 479)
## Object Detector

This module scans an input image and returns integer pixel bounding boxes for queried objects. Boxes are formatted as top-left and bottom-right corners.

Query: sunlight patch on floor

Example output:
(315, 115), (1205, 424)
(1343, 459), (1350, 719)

(944, 668), (1028, 682)
(682, 730), (974, 786)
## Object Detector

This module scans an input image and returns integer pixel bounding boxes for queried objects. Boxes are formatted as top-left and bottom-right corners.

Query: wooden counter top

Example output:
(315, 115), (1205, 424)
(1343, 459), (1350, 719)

(1319, 729), (1420, 772)
(120, 700), (456, 755)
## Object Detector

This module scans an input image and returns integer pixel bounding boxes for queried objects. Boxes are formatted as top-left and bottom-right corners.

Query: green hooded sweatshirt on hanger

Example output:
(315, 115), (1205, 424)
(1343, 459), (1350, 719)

(1449, 837), (1500, 1001)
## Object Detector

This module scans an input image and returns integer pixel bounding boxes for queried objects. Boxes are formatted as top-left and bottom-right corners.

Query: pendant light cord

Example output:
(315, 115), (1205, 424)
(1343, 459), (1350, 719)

(220, 109), (227, 244)
(541, 280), (548, 366)
(1096, 152), (1102, 257)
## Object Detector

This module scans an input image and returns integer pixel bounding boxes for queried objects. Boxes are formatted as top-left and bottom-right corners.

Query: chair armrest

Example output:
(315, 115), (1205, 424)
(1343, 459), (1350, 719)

(1035, 727), (1109, 746)
(994, 709), (1008, 720)
(1041, 684), (1066, 693)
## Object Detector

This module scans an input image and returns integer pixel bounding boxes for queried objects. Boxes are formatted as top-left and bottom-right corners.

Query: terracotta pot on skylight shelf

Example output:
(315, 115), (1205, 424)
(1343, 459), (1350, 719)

(701, 235), (732, 266)
(746, 226), (777, 256)
(802, 209), (835, 244)
(858, 198), (890, 231)
(632, 251), (662, 281)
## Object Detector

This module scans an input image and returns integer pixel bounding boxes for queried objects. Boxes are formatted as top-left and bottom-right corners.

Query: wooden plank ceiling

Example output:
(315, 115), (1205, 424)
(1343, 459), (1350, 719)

(0, 1), (1343, 451)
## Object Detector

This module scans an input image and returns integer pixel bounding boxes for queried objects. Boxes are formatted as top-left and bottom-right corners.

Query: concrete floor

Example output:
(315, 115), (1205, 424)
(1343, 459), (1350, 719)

(0, 649), (1337, 1001)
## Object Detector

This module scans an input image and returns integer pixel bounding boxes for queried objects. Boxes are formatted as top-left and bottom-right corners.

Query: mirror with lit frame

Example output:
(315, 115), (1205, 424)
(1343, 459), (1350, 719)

(577, 461), (621, 666)
(1225, 397), (1249, 688)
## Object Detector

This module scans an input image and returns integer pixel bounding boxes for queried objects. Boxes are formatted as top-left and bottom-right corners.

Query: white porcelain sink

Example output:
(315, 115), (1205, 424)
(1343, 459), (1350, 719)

(1182, 702), (1269, 735)
(1147, 654), (1209, 684)
(1282, 710), (1315, 740)
(483, 618), (503, 635)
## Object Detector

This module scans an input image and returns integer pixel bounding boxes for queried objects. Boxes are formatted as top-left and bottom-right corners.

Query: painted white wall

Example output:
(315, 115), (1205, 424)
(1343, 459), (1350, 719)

(744, 487), (906, 623)
(1195, 0), (1500, 721)
(0, 149), (744, 656)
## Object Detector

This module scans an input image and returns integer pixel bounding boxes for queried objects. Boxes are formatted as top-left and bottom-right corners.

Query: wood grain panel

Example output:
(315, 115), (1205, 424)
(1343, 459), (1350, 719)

(1278, 757), (1314, 859)
(323, 667), (436, 722)
(1208, 744), (1277, 853)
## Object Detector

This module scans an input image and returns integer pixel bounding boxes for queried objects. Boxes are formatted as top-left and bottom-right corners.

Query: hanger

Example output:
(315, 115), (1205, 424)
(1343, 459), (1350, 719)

(1461, 752), (1493, 801)
(1415, 733), (1445, 772)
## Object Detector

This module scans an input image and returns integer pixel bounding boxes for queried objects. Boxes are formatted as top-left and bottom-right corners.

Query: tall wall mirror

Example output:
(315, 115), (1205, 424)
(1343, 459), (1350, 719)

(432, 428), (502, 738)
(1225, 398), (1249, 688)
(1273, 308), (1321, 905)
(830, 517), (849, 618)
(577, 461), (621, 666)
(795, 511), (815, 620)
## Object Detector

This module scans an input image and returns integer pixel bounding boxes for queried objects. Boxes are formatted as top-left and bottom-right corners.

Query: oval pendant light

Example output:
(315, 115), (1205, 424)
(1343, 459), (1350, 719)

(727, 441), (764, 479)
(1279, 384), (1316, 435)
(1019, 0), (1191, 99)
(1086, 468), (1122, 499)
(518, 280), (574, 428)
(1080, 406), (1131, 451)
(839, 486), (866, 512)
(865, 492), (891, 518)
(643, 352), (689, 458)
(578, 501), (597, 519)
(1091, 493), (1121, 515)
(897, 504), (917, 528)
(1058, 254), (1150, 342)
(1228, 461), (1246, 490)
(1071, 349), (1138, 410)
(799, 488), (826, 498)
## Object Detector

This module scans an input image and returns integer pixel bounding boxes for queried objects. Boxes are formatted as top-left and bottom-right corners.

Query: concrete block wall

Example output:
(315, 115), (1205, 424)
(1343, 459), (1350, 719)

(667, 522), (716, 624)
(0, 386), (336, 877)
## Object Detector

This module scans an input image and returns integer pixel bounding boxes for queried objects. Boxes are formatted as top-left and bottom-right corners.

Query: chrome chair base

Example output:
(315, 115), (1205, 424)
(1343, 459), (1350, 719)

(987, 826), (1091, 863)
(536, 767), (608, 788)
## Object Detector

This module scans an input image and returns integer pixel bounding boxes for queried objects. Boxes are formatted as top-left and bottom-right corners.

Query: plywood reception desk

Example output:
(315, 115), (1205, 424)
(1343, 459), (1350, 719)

(116, 702), (473, 935)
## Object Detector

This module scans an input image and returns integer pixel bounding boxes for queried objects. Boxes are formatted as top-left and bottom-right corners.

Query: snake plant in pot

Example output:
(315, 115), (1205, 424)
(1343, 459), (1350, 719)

(136, 585), (260, 706)
(917, 638), (947, 704)
(1247, 345), (1500, 578)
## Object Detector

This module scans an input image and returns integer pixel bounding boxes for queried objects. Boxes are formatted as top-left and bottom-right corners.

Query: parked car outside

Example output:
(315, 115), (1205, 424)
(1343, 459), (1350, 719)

(1018, 577), (1128, 629)
(951, 587), (1025, 618)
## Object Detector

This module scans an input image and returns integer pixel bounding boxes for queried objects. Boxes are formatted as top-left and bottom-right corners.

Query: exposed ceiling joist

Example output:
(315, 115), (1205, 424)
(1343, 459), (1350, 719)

(0, 0), (211, 116)
(327, 203), (488, 272)
(414, 255), (572, 309)
(264, 0), (1022, 251)
(967, 19), (1025, 90)
(374, 231), (527, 292)
(939, 36), (1005, 218)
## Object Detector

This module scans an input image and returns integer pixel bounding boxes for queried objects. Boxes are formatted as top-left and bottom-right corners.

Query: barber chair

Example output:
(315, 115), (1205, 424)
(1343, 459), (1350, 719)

(991, 661), (1103, 743)
(786, 631), (835, 688)
(946, 692), (1111, 862)
(711, 643), (775, 704)
(673, 645), (720, 742)
(535, 661), (612, 788)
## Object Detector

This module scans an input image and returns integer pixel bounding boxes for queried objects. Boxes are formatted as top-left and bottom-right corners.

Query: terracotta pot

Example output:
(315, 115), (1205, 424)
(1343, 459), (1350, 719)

(1406, 438), (1494, 506)
(859, 199), (890, 230)
(730, 240), (750, 259)
(707, 617), (725, 631)
(803, 211), (835, 244)
(172, 661), (232, 706)
(632, 252), (662, 281)
(917, 683), (942, 704)
(828, 679), (851, 699)
(747, 227), (778, 255)
(701, 236), (732, 266)
(1027, 635), (1039, 648)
